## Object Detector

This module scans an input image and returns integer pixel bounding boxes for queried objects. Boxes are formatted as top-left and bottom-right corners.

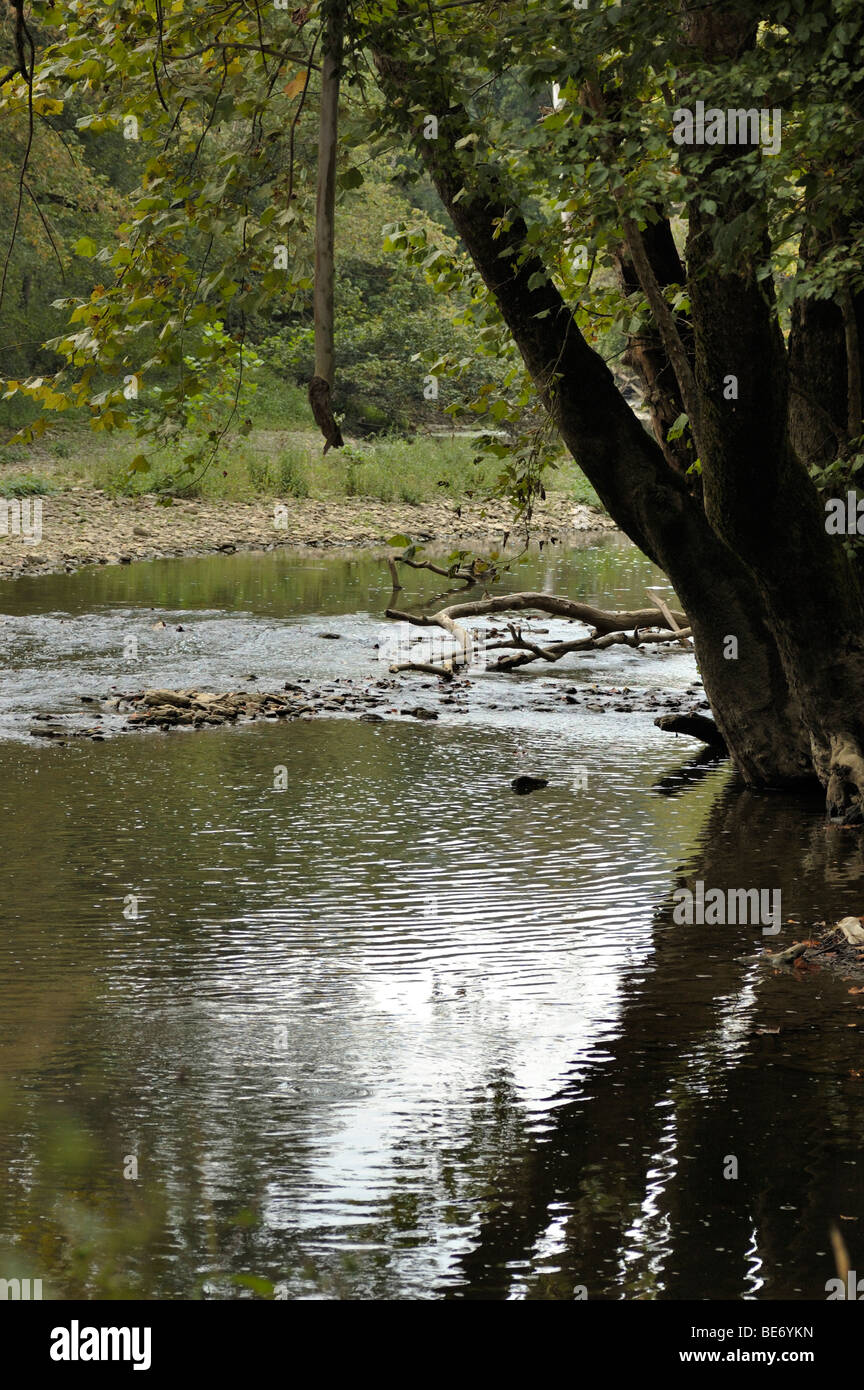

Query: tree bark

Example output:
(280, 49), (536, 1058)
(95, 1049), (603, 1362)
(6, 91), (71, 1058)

(680, 12), (864, 819)
(308, 0), (345, 452)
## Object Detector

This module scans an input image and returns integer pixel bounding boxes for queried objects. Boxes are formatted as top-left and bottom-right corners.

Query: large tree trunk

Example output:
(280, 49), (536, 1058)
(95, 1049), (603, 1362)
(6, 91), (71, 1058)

(679, 10), (864, 821)
(373, 26), (864, 813)
(788, 227), (850, 469)
(374, 53), (810, 787)
(687, 202), (864, 819)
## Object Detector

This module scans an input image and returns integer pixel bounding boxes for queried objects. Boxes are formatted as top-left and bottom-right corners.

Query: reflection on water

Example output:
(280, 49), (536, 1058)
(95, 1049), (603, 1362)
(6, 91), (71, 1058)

(0, 538), (862, 1299)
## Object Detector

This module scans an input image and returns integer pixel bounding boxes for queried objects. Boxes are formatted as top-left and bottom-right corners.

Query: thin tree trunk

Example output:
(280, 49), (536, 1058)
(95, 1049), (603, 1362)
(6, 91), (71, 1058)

(308, 0), (345, 453)
(611, 219), (695, 477)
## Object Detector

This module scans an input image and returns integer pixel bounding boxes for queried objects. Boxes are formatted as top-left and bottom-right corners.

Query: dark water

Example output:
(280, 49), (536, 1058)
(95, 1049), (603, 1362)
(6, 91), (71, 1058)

(0, 536), (862, 1300)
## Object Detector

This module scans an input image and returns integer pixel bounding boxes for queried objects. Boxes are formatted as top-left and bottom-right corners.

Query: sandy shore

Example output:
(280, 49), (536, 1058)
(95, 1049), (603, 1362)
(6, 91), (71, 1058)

(0, 489), (615, 580)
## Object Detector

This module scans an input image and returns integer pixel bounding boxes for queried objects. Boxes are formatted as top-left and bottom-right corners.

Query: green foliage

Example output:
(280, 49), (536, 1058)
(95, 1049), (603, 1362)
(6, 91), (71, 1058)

(0, 92), (124, 396)
(276, 448), (310, 499)
(7, 0), (861, 520)
(0, 472), (54, 497)
(0, 19), (515, 479)
(809, 435), (864, 516)
(132, 321), (263, 485)
(256, 168), (510, 435)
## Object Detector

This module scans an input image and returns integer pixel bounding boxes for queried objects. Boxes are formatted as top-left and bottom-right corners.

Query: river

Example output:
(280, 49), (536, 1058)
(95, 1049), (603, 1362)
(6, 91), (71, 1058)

(0, 534), (861, 1300)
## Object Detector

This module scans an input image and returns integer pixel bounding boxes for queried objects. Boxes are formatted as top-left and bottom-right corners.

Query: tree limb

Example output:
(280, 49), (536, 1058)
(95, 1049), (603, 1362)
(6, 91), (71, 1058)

(385, 592), (691, 674)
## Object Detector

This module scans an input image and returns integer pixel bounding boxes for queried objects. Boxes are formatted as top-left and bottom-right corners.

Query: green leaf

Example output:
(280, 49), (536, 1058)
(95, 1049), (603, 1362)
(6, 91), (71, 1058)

(339, 167), (365, 190)
(667, 413), (689, 442)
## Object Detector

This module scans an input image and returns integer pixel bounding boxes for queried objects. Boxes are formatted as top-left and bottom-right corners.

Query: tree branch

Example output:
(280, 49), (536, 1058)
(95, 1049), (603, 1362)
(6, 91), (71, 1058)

(385, 592), (690, 674)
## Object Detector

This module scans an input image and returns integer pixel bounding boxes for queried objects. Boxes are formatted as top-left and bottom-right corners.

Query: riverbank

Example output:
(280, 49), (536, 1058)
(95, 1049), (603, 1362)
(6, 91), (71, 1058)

(0, 488), (614, 581)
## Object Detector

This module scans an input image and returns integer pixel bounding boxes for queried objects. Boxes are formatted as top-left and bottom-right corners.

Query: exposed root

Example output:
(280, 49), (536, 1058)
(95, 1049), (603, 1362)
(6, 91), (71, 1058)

(813, 732), (864, 824)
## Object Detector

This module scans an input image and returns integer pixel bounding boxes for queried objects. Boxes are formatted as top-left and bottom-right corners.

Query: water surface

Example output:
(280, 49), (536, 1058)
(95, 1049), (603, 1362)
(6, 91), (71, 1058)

(0, 536), (861, 1300)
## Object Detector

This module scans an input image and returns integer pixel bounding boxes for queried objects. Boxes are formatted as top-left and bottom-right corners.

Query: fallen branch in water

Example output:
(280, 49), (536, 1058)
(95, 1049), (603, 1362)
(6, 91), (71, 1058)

(384, 591), (690, 674)
(387, 554), (501, 591)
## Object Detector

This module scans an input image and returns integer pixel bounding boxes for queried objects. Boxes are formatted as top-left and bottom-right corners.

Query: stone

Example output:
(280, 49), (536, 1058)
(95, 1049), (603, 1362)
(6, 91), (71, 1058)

(511, 775), (549, 794)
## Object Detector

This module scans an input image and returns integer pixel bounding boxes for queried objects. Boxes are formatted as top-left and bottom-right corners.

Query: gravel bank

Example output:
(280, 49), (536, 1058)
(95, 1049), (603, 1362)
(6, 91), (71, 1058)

(0, 489), (615, 580)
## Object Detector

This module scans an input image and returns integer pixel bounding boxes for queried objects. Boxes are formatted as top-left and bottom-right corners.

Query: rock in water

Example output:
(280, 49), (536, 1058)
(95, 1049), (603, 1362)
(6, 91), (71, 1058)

(836, 916), (864, 945)
(511, 775), (548, 795)
(763, 941), (808, 967)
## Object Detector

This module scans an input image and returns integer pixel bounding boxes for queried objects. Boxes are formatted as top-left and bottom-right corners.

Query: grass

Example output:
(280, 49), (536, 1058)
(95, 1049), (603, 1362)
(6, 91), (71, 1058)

(0, 370), (604, 510)
(0, 473), (55, 497)
(51, 430), (600, 508)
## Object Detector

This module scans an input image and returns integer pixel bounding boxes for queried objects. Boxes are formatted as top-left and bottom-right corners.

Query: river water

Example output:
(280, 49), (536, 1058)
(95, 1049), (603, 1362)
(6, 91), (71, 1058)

(0, 535), (862, 1300)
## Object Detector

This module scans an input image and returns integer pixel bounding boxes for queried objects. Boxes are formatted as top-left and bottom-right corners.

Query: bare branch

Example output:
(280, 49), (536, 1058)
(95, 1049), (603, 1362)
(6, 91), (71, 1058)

(385, 592), (690, 674)
(386, 592), (686, 632)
